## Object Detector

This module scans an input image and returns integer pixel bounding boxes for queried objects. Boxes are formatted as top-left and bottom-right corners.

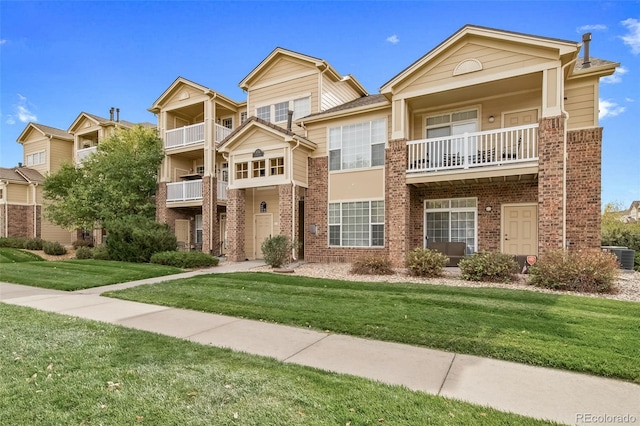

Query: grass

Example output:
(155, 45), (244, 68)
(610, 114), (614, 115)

(0, 248), (44, 263)
(106, 272), (640, 384)
(0, 260), (182, 290)
(0, 304), (556, 425)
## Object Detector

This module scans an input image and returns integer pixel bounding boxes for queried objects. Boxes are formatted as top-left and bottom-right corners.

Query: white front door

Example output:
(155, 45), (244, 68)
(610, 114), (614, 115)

(254, 213), (273, 259)
(502, 204), (538, 256)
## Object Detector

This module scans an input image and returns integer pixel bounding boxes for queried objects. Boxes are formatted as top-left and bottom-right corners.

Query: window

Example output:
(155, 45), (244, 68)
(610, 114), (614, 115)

(221, 118), (233, 129)
(425, 198), (477, 254)
(270, 157), (284, 176)
(235, 162), (248, 179)
(328, 200), (384, 247)
(196, 165), (205, 175)
(26, 151), (45, 166)
(195, 215), (203, 244)
(256, 106), (270, 121)
(426, 109), (478, 139)
(255, 96), (311, 124)
(329, 119), (385, 171)
(252, 160), (266, 178)
(240, 112), (248, 124)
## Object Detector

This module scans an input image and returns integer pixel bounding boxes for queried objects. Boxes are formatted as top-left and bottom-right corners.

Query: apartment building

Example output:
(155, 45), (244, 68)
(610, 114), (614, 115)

(153, 25), (617, 265)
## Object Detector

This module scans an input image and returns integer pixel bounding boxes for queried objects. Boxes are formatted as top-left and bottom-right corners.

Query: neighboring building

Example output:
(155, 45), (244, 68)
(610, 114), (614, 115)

(4, 123), (75, 243)
(148, 25), (615, 265)
(7, 111), (145, 244)
(619, 201), (640, 223)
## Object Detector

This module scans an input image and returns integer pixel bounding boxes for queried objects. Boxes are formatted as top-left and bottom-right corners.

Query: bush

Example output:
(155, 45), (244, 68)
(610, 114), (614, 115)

(75, 246), (93, 259)
(92, 244), (110, 260)
(24, 238), (44, 250)
(105, 215), (177, 263)
(458, 251), (519, 282)
(72, 239), (94, 249)
(43, 241), (67, 256)
(150, 251), (219, 269)
(0, 237), (29, 248)
(261, 235), (294, 268)
(529, 249), (619, 293)
(350, 256), (394, 275)
(405, 247), (449, 277)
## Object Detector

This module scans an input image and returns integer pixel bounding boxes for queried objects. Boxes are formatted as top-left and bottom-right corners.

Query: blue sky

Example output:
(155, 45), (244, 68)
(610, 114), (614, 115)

(1, 1), (638, 208)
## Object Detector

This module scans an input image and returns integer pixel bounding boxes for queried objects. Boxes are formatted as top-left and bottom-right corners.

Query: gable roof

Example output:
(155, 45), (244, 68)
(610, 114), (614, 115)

(17, 122), (73, 144)
(380, 24), (580, 94)
(301, 94), (389, 123)
(239, 47), (367, 96)
(0, 167), (45, 183)
(148, 76), (240, 113)
(67, 111), (137, 133)
(217, 116), (316, 152)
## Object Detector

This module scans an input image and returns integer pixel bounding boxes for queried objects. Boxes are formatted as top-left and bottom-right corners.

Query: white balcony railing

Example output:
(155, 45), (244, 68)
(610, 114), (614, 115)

(165, 123), (205, 149)
(76, 146), (98, 163)
(167, 180), (203, 202)
(407, 124), (538, 173)
(215, 124), (232, 142)
(217, 180), (228, 200)
(166, 179), (228, 203)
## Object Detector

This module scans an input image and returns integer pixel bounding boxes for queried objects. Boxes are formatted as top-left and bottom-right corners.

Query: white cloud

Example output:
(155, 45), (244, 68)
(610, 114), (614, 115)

(386, 34), (399, 44)
(576, 24), (607, 33)
(625, 97), (635, 102)
(5, 94), (37, 125)
(0, 39), (7, 45)
(601, 66), (628, 84)
(599, 99), (626, 119)
(621, 18), (640, 54)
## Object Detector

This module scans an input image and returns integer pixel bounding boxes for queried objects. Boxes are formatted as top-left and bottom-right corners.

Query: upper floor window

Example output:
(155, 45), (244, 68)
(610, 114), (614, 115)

(236, 162), (248, 179)
(270, 157), (284, 176)
(240, 112), (248, 124)
(426, 109), (478, 139)
(255, 96), (311, 124)
(26, 151), (46, 166)
(329, 119), (386, 171)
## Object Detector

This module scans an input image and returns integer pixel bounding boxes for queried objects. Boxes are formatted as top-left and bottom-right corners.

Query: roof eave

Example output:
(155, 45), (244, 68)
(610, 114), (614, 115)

(299, 101), (390, 125)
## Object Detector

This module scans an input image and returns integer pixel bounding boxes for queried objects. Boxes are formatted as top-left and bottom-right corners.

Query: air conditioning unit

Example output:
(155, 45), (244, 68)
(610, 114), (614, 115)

(602, 246), (636, 270)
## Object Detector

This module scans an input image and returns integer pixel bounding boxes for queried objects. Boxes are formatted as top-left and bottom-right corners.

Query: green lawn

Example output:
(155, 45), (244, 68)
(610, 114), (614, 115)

(0, 247), (44, 263)
(0, 259), (182, 290)
(0, 304), (556, 425)
(106, 272), (640, 383)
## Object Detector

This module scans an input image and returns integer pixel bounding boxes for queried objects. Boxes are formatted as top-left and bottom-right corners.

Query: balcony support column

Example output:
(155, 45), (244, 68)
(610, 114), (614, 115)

(386, 138), (410, 267)
(227, 188), (246, 262)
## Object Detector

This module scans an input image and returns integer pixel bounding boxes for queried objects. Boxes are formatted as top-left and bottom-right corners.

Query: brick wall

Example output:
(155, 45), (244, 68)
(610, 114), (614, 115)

(227, 188), (246, 261)
(155, 181), (192, 233)
(386, 139), (409, 266)
(6, 204), (34, 238)
(279, 184), (293, 240)
(537, 116), (565, 252)
(566, 127), (602, 250)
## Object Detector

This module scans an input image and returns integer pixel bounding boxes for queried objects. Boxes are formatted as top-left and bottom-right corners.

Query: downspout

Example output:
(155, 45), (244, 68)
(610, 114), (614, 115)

(290, 139), (301, 261)
(560, 56), (579, 251)
(32, 183), (38, 238)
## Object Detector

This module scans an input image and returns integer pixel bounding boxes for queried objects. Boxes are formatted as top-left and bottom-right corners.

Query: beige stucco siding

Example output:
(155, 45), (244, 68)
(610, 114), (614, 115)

(402, 41), (554, 95)
(321, 77), (361, 111)
(565, 81), (596, 129)
(329, 168), (385, 201)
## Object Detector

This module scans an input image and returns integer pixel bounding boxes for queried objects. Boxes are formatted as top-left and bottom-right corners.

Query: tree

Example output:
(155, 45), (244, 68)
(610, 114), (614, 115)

(43, 125), (164, 231)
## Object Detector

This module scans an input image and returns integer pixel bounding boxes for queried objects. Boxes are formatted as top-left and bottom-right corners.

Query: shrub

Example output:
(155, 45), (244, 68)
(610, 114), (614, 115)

(458, 251), (519, 282)
(150, 251), (219, 269)
(24, 238), (44, 250)
(75, 246), (93, 259)
(261, 235), (294, 268)
(43, 241), (67, 256)
(0, 237), (29, 248)
(105, 215), (177, 263)
(529, 249), (619, 293)
(350, 256), (394, 275)
(72, 239), (94, 249)
(405, 247), (449, 277)
(92, 244), (110, 260)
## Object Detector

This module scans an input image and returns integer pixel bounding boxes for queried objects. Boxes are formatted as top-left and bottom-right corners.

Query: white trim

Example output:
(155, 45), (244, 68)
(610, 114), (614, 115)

(424, 197), (478, 254)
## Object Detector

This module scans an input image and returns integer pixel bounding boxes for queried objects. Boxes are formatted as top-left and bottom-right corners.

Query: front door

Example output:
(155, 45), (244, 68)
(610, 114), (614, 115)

(175, 219), (190, 251)
(254, 213), (273, 259)
(219, 213), (227, 255)
(502, 204), (538, 255)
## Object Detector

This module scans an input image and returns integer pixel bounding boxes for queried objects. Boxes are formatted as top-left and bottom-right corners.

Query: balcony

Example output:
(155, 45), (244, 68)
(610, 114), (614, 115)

(407, 124), (538, 181)
(165, 123), (233, 150)
(166, 179), (228, 204)
(76, 146), (98, 163)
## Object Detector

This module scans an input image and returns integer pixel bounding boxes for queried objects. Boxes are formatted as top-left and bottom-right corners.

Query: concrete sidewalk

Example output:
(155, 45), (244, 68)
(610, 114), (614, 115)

(1, 264), (639, 425)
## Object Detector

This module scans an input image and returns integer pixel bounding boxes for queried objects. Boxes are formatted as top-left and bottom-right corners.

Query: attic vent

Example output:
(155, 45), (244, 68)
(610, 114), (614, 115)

(179, 91), (190, 100)
(453, 58), (483, 76)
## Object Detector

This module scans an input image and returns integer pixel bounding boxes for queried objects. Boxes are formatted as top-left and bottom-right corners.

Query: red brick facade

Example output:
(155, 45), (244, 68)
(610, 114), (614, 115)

(386, 139), (411, 266)
(227, 188), (246, 261)
(3, 204), (40, 238)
